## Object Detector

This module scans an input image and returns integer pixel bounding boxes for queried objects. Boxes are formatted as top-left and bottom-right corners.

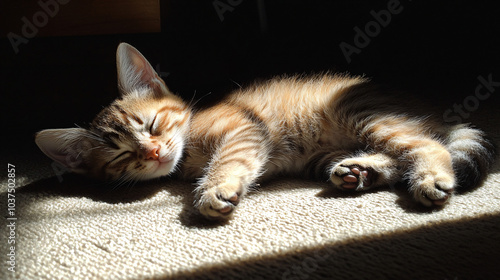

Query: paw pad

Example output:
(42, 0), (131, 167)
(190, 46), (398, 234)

(218, 206), (233, 214)
(340, 166), (373, 190)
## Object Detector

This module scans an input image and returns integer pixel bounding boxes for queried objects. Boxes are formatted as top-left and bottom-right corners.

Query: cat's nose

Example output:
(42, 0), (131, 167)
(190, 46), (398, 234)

(146, 146), (160, 160)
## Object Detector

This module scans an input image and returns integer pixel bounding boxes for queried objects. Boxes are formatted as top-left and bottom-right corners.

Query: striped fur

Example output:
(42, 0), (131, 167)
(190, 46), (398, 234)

(35, 43), (495, 219)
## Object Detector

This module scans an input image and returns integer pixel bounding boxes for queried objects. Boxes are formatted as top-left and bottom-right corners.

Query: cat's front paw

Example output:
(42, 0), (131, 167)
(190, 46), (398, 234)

(194, 183), (242, 219)
(409, 172), (455, 207)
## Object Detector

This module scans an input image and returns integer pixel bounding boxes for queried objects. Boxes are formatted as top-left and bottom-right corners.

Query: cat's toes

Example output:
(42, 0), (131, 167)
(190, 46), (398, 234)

(331, 164), (374, 191)
(217, 193), (240, 213)
(410, 175), (455, 207)
(196, 187), (241, 219)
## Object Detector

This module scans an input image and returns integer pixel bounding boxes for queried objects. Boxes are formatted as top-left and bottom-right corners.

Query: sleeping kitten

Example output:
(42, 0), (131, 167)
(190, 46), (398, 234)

(35, 43), (495, 219)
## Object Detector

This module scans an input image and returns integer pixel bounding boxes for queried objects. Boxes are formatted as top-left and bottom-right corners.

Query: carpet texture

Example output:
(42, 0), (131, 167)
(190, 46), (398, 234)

(2, 106), (500, 280)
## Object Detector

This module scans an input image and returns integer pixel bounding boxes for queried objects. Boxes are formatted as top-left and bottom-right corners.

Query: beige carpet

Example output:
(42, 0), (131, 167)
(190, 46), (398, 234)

(2, 103), (500, 280)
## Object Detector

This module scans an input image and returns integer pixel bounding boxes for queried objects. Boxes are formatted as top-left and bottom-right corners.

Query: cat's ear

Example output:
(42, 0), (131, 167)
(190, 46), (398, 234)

(35, 128), (95, 174)
(116, 42), (171, 98)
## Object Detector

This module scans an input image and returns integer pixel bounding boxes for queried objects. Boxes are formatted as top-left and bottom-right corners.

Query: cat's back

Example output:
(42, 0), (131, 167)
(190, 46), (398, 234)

(227, 74), (367, 116)
(189, 73), (369, 149)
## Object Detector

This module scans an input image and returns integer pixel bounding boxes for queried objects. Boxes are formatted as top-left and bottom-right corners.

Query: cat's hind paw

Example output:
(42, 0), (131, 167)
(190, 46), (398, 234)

(329, 154), (401, 192)
(409, 173), (455, 207)
(330, 164), (375, 191)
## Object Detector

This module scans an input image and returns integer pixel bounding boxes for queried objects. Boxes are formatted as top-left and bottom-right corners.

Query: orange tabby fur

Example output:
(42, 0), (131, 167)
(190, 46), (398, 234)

(35, 43), (495, 219)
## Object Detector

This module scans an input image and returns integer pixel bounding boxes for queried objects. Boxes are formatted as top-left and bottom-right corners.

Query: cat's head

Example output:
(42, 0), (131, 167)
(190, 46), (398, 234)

(36, 43), (191, 181)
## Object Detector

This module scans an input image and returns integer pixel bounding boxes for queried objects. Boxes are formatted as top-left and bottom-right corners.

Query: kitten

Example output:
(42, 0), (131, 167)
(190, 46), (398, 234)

(35, 43), (495, 219)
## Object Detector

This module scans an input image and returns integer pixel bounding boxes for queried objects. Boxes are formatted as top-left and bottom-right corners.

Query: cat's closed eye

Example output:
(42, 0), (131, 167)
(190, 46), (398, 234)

(149, 114), (158, 135)
(109, 151), (132, 164)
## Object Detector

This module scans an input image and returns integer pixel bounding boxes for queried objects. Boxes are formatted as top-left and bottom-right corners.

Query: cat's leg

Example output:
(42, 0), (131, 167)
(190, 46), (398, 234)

(403, 143), (456, 206)
(360, 118), (456, 206)
(329, 152), (402, 191)
(193, 114), (269, 219)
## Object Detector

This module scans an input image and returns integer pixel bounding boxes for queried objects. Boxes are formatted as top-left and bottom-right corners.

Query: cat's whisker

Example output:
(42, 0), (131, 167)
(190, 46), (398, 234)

(186, 90), (198, 109)
(230, 79), (242, 89)
(109, 169), (140, 189)
(124, 177), (137, 192)
(187, 91), (212, 108)
(110, 175), (128, 190)
(74, 146), (102, 161)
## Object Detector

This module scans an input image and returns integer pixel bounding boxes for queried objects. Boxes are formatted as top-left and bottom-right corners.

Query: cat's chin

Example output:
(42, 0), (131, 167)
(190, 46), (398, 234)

(137, 159), (177, 181)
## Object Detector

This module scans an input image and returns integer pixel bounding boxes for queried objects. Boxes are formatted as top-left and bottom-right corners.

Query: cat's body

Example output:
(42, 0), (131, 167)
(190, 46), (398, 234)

(36, 43), (495, 219)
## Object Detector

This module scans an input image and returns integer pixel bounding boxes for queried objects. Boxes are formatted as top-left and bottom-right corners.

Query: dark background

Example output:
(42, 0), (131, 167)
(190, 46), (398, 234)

(1, 0), (499, 157)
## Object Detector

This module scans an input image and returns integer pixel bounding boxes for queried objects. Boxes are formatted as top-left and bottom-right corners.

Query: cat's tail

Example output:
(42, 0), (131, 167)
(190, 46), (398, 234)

(445, 124), (496, 190)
